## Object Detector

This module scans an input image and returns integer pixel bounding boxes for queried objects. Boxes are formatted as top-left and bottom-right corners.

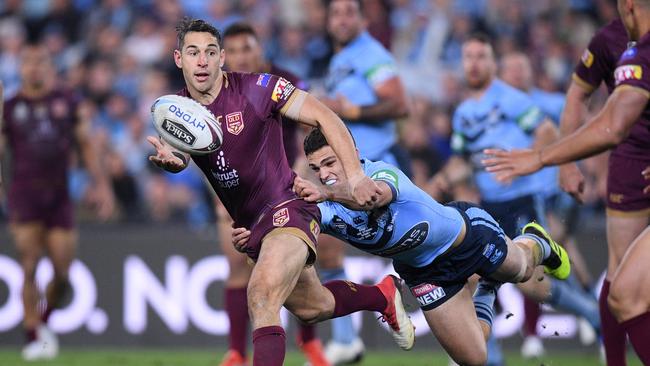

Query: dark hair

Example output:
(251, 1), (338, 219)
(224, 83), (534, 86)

(303, 127), (356, 156)
(223, 22), (258, 40)
(464, 32), (494, 49)
(175, 17), (222, 50)
(325, 0), (363, 12)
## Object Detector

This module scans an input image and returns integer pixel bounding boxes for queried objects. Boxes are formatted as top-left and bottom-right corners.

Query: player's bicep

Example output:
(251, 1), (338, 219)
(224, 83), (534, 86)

(281, 90), (330, 127)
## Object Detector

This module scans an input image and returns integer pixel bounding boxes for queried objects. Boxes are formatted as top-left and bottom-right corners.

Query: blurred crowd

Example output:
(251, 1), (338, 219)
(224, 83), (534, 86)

(0, 0), (615, 229)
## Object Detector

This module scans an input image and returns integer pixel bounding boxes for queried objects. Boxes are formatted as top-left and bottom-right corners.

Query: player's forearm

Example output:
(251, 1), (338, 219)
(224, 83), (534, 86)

(80, 142), (111, 188)
(344, 99), (408, 123)
(541, 89), (643, 166)
(559, 82), (591, 138)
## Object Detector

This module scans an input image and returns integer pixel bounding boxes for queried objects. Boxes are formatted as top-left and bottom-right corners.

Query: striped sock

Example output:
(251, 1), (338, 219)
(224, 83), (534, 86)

(474, 279), (501, 328)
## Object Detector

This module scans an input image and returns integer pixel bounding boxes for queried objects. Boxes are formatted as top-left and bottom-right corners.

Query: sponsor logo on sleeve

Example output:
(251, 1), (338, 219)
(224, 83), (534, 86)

(225, 111), (244, 135)
(371, 169), (399, 187)
(411, 283), (446, 307)
(271, 78), (295, 102)
(581, 49), (594, 68)
(517, 106), (542, 131)
(614, 64), (643, 85)
(272, 208), (290, 227)
(310, 219), (320, 237)
(256, 73), (272, 87)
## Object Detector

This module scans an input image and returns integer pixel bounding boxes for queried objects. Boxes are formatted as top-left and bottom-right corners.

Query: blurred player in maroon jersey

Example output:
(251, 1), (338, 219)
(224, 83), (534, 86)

(483, 0), (650, 362)
(217, 22), (328, 366)
(1, 44), (114, 361)
(148, 18), (414, 366)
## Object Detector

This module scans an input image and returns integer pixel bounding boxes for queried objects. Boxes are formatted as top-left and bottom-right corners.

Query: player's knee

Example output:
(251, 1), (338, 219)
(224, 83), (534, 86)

(452, 347), (487, 366)
(247, 279), (282, 314)
(607, 279), (635, 320)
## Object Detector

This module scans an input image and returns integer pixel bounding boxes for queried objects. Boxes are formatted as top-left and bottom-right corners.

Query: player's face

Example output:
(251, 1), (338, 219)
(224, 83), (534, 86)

(307, 145), (347, 187)
(174, 31), (225, 94)
(224, 33), (264, 73)
(20, 46), (55, 90)
(500, 54), (532, 91)
(327, 0), (364, 46)
(462, 40), (496, 90)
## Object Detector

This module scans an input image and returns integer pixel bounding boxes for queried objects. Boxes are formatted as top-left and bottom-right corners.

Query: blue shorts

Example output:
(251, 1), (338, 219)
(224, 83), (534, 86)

(393, 201), (508, 311)
(481, 194), (545, 238)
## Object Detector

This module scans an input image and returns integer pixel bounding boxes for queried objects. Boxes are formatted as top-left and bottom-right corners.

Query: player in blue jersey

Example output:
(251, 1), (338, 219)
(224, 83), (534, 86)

(232, 128), (571, 366)
(500, 52), (600, 357)
(311, 1), (411, 362)
(428, 34), (589, 365)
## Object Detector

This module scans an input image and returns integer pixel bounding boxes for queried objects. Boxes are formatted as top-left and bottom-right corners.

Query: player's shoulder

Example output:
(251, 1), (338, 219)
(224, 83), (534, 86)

(348, 32), (394, 64)
(614, 33), (650, 87)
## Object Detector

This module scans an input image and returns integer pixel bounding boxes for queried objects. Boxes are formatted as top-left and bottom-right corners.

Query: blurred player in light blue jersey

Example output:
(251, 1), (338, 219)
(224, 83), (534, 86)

(232, 127), (571, 366)
(429, 34), (598, 365)
(314, 1), (410, 363)
(500, 52), (600, 358)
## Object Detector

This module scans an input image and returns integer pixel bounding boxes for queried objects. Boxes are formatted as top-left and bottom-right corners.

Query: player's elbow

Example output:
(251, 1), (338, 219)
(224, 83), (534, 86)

(607, 122), (630, 146)
(393, 99), (409, 119)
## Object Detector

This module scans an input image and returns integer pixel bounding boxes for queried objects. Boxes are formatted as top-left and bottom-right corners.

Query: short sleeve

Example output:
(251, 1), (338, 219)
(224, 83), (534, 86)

(573, 28), (615, 91)
(244, 73), (299, 118)
(614, 45), (650, 98)
(317, 202), (333, 232)
(369, 166), (400, 201)
(358, 47), (397, 88)
(506, 91), (544, 133)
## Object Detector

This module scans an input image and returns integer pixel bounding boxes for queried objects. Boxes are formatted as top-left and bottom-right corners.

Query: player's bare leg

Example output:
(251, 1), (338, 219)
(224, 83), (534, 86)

(248, 233), (311, 366)
(217, 201), (253, 366)
(602, 212), (649, 365)
(12, 223), (46, 336)
(43, 229), (76, 322)
(608, 227), (650, 363)
(424, 284), (490, 366)
(313, 234), (364, 365)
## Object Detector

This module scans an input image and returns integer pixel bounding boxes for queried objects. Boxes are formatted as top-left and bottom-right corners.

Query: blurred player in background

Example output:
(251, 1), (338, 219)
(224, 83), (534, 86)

(430, 34), (599, 365)
(483, 0), (650, 362)
(218, 22), (328, 366)
(500, 52), (600, 357)
(148, 18), (413, 366)
(318, 1), (410, 361)
(0, 44), (114, 361)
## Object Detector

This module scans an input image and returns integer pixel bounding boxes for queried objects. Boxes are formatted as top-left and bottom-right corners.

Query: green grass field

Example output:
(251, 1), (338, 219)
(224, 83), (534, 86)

(0, 348), (643, 366)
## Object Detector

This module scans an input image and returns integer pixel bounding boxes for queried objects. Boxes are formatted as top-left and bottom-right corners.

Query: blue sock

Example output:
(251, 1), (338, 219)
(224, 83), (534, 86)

(320, 267), (356, 344)
(473, 279), (499, 328)
(486, 330), (504, 366)
(548, 275), (601, 332)
(516, 233), (551, 261)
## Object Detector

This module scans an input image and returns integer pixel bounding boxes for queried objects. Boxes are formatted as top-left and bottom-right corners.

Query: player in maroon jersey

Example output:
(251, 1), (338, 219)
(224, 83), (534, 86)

(0, 45), (114, 361)
(483, 0), (650, 362)
(148, 18), (414, 366)
(216, 22), (328, 366)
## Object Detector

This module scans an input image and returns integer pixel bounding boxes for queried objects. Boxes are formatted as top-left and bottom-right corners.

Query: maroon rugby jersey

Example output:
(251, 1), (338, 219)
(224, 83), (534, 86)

(573, 19), (650, 159)
(2, 89), (79, 192)
(184, 72), (303, 228)
(270, 65), (308, 167)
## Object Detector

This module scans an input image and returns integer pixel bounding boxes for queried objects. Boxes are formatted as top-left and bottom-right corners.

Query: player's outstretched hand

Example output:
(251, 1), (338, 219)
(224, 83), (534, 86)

(348, 174), (381, 208)
(232, 227), (251, 253)
(559, 163), (585, 203)
(643, 166), (650, 195)
(147, 136), (186, 173)
(293, 176), (327, 203)
(482, 148), (543, 182)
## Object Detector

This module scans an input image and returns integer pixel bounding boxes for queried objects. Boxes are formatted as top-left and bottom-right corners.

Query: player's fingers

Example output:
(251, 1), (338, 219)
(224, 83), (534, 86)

(495, 171), (515, 183)
(484, 163), (511, 172)
(483, 148), (507, 156)
(644, 185), (650, 195)
(146, 136), (163, 149)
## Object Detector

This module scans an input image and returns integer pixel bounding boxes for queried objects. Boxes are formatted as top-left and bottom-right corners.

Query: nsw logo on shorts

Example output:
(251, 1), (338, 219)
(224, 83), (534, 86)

(411, 283), (446, 307)
(272, 208), (290, 227)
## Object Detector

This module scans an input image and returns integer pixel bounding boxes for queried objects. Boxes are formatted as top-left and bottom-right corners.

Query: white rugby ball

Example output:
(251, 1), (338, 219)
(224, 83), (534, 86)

(151, 94), (222, 155)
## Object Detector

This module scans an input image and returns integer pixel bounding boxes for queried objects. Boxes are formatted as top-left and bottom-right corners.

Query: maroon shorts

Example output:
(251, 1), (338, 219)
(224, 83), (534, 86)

(607, 154), (650, 215)
(245, 198), (321, 265)
(7, 188), (74, 229)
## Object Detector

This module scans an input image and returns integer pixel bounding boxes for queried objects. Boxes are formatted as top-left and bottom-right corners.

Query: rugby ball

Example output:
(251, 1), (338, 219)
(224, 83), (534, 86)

(151, 94), (222, 155)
